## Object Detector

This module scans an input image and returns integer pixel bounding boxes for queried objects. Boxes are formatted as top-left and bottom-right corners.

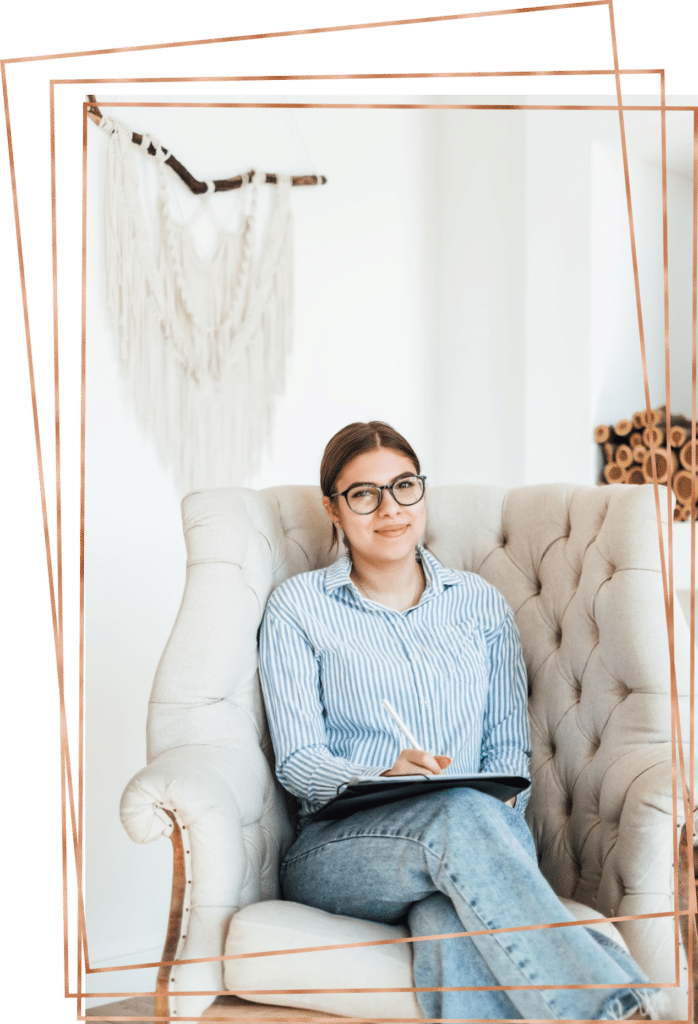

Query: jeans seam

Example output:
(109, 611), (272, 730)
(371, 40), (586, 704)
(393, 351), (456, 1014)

(428, 848), (561, 1018)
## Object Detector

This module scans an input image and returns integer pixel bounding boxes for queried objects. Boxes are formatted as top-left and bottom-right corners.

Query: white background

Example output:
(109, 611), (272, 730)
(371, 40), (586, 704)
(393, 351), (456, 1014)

(82, 98), (697, 1006)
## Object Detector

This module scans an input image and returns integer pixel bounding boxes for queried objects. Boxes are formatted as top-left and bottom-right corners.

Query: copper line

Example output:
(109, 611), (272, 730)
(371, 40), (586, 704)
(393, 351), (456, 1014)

(74, 978), (676, 996)
(54, 67), (663, 82)
(50, 79), (63, 669)
(51, 75), (72, 996)
(608, 6), (687, 987)
(73, 1015), (679, 1024)
(77, 97), (89, 983)
(3, 1), (611, 64)
(3, 52), (74, 1001)
(659, 68), (688, 988)
(49, 79), (91, 990)
(608, 1), (690, 837)
(82, 100), (695, 111)
(79, 1015), (672, 1024)
(689, 106), (698, 1024)
(86, 910), (682, 974)
(61, 51), (679, 1003)
(661, 70), (674, 611)
(0, 69), (60, 663)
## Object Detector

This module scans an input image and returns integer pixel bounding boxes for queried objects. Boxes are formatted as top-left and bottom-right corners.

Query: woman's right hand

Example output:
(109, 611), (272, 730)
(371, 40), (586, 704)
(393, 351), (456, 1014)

(381, 750), (452, 776)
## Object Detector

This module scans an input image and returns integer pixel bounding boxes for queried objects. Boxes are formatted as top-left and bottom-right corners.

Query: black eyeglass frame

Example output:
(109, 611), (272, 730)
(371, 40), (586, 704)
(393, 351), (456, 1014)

(330, 474), (427, 514)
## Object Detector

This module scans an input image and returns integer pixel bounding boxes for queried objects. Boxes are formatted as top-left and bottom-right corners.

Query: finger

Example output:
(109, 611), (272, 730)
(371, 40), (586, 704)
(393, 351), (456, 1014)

(404, 750), (444, 774)
(434, 755), (452, 769)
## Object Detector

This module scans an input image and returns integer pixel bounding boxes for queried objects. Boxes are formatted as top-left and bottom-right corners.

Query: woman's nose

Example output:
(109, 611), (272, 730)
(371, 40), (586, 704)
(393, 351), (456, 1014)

(378, 488), (402, 513)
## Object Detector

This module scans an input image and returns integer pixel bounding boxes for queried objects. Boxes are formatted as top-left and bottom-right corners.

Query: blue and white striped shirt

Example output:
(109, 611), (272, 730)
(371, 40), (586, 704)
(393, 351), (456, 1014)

(258, 546), (532, 819)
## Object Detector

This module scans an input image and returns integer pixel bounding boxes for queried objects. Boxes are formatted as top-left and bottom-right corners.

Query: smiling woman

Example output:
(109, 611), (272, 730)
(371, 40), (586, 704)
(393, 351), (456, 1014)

(256, 420), (663, 1021)
(322, 425), (427, 611)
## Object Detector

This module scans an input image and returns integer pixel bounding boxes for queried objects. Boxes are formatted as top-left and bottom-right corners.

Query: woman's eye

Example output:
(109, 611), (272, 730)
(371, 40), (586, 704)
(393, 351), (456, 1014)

(396, 478), (415, 490)
(351, 489), (374, 499)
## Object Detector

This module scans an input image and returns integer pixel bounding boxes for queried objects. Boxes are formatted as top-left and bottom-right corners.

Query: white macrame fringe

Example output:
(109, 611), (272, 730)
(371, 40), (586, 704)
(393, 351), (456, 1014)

(102, 116), (293, 492)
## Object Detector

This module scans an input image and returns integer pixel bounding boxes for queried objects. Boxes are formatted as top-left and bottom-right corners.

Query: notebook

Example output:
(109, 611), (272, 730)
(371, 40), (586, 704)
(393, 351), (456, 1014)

(311, 772), (531, 821)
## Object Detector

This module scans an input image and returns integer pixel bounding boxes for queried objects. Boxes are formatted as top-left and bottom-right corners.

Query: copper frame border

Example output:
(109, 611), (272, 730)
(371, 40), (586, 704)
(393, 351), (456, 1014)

(1, 0), (691, 1015)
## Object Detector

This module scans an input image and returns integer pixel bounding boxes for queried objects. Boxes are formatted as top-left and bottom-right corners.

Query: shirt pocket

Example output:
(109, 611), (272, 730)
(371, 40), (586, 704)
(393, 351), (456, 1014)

(421, 620), (487, 675)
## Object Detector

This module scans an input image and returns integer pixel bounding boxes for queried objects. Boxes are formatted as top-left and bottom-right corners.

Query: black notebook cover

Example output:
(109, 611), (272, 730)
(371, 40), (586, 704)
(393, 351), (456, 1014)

(311, 773), (531, 822)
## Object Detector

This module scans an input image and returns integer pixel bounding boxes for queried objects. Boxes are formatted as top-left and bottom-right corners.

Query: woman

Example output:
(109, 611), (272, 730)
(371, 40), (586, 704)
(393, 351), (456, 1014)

(258, 421), (659, 1020)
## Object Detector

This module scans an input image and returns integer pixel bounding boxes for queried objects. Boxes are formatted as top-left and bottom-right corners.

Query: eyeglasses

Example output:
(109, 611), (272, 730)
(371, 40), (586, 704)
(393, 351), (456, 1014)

(331, 474), (426, 515)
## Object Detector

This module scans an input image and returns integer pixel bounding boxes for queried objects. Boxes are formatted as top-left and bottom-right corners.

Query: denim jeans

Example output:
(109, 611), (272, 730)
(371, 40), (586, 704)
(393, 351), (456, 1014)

(281, 788), (656, 1020)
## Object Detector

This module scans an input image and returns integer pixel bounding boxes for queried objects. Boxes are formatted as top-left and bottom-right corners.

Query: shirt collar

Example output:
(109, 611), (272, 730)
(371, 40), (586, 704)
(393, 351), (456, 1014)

(324, 545), (465, 600)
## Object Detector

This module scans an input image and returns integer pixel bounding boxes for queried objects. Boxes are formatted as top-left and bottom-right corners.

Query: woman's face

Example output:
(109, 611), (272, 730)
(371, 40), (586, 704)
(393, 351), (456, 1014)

(323, 447), (426, 567)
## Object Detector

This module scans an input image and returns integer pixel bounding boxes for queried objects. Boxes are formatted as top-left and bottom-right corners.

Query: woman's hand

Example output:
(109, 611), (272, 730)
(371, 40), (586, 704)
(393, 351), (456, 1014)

(381, 750), (452, 776)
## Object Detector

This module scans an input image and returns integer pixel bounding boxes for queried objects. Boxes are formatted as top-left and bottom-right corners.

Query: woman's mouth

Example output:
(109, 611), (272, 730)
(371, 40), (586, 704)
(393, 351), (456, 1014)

(375, 525), (408, 537)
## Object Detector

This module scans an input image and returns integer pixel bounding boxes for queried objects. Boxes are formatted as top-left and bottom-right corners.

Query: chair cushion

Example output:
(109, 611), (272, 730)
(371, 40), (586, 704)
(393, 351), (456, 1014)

(223, 898), (628, 1017)
(224, 899), (420, 1017)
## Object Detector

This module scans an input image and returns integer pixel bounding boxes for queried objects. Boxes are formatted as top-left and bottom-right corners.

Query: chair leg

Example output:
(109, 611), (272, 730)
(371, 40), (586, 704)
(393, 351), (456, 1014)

(679, 822), (698, 1023)
(155, 809), (187, 1020)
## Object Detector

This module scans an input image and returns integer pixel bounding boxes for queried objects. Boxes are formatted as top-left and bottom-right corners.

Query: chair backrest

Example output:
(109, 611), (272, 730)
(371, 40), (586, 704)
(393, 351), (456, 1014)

(147, 482), (688, 917)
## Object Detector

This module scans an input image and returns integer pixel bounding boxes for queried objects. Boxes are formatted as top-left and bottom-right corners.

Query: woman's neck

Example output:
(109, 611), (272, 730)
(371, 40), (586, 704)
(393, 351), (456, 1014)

(350, 549), (425, 611)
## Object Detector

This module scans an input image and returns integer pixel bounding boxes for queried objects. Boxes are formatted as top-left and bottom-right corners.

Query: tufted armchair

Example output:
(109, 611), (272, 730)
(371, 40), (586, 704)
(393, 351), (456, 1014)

(120, 482), (693, 1020)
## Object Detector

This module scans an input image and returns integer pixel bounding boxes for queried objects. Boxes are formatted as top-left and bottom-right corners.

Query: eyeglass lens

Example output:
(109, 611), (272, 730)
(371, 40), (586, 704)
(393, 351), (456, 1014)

(345, 475), (424, 514)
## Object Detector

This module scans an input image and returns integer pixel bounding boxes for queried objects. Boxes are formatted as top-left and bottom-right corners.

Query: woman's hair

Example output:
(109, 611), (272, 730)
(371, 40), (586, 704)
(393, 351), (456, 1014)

(321, 421), (421, 551)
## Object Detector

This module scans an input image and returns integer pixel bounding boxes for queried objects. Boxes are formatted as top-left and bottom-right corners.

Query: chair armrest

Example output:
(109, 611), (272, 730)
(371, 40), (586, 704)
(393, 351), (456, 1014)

(597, 754), (694, 1013)
(120, 742), (291, 907)
(120, 743), (295, 1021)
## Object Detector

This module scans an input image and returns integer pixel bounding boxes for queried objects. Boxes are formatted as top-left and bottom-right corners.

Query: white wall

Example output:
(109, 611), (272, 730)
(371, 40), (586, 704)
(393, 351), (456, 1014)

(85, 95), (696, 1003)
(429, 101), (527, 488)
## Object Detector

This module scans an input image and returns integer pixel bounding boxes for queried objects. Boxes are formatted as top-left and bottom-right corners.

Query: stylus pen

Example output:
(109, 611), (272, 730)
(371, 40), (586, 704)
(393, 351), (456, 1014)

(381, 698), (432, 753)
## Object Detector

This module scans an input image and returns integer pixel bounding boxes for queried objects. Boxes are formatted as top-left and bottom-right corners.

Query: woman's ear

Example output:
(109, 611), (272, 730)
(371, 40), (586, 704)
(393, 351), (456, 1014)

(322, 495), (341, 525)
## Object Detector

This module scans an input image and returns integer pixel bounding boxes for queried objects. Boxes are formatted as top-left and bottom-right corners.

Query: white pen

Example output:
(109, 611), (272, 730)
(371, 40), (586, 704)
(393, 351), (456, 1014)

(381, 698), (432, 753)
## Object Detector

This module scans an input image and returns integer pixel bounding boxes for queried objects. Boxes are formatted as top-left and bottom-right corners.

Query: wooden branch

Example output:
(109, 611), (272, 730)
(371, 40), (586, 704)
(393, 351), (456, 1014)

(86, 96), (327, 194)
(632, 445), (646, 464)
(594, 424), (611, 444)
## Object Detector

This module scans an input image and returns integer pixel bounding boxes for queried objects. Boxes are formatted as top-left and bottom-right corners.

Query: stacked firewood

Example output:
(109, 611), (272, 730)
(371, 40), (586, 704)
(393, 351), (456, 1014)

(595, 407), (698, 521)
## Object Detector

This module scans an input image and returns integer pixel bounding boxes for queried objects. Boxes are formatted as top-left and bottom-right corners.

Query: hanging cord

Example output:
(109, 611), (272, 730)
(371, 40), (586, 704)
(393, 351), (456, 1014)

(285, 108), (320, 180)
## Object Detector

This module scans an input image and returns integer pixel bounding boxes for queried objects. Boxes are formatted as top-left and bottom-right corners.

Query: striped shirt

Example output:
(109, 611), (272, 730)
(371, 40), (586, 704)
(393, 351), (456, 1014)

(258, 546), (532, 819)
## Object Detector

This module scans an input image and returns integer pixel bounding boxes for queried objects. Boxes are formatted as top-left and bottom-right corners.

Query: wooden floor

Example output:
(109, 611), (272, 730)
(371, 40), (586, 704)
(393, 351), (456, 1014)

(86, 994), (348, 1021)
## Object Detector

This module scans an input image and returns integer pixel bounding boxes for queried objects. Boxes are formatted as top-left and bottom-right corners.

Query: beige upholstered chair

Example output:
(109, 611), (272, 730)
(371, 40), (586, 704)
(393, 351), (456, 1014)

(120, 482), (693, 1020)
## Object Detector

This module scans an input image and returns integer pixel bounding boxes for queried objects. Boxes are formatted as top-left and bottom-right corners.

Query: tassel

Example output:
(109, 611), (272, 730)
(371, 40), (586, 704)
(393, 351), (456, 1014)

(103, 117), (293, 492)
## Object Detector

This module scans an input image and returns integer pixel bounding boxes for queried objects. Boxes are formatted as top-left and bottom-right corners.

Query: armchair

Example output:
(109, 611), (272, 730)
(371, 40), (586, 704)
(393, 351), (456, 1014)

(120, 482), (693, 1020)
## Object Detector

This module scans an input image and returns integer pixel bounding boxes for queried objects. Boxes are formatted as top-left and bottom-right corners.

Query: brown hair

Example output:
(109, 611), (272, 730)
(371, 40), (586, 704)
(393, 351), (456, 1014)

(321, 421), (421, 551)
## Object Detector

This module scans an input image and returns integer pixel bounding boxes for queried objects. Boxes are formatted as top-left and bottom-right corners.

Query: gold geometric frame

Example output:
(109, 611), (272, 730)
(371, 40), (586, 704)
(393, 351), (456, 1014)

(1, 4), (691, 1019)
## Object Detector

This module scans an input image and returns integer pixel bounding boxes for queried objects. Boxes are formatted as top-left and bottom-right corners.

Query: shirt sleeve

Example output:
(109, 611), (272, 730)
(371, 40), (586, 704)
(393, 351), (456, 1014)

(480, 604), (533, 813)
(258, 602), (390, 812)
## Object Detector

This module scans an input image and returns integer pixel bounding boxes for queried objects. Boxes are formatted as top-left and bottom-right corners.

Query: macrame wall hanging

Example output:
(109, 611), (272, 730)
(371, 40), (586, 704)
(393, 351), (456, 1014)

(92, 102), (325, 492)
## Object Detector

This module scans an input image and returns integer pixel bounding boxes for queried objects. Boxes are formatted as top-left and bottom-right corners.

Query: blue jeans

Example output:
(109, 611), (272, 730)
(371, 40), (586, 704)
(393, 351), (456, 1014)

(281, 788), (656, 1020)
